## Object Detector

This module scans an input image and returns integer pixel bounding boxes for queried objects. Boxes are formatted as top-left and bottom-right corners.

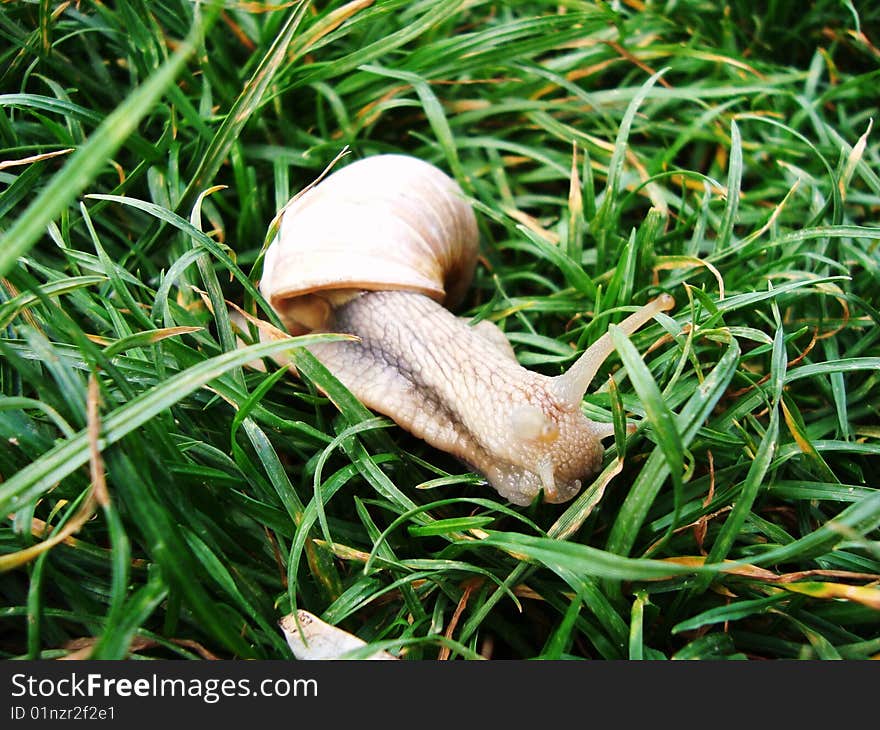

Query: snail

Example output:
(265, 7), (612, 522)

(259, 154), (673, 506)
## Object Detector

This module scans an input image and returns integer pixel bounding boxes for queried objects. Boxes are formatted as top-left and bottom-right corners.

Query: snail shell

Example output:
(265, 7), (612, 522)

(260, 154), (673, 505)
(261, 154), (478, 334)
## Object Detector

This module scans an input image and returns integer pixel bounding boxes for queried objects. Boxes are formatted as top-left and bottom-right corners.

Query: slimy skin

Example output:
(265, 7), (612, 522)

(305, 290), (673, 506)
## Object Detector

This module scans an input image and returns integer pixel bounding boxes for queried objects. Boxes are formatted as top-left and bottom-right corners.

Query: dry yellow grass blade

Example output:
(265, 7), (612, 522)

(661, 556), (880, 610)
(777, 581), (880, 609)
(0, 148), (74, 171)
(0, 375), (108, 572)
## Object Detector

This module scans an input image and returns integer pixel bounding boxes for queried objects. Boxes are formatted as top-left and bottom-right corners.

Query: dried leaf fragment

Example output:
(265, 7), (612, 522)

(279, 610), (398, 660)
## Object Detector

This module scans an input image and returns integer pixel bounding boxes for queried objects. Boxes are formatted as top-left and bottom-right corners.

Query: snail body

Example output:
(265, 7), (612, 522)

(261, 154), (673, 506)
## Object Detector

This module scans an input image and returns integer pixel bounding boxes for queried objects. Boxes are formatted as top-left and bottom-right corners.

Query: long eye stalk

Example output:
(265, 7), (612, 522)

(552, 294), (675, 405)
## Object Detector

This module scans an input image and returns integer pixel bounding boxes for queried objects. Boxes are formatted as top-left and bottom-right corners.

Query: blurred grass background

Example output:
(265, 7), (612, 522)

(1, 0), (878, 660)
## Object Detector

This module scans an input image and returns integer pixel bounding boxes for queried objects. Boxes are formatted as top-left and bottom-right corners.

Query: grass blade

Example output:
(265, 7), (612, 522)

(0, 2), (221, 277)
(0, 334), (348, 514)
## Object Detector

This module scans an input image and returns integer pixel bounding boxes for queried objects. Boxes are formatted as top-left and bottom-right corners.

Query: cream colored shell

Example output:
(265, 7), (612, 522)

(261, 154), (479, 333)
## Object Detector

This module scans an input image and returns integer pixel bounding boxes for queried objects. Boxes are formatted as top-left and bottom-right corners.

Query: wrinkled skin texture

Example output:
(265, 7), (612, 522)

(258, 155), (674, 505)
(308, 290), (611, 506)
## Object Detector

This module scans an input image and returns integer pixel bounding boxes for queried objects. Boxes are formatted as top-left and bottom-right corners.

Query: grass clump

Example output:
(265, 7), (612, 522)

(1, 1), (878, 660)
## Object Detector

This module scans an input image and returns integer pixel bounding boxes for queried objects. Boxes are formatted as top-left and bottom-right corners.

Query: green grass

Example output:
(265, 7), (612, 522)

(1, 0), (879, 660)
